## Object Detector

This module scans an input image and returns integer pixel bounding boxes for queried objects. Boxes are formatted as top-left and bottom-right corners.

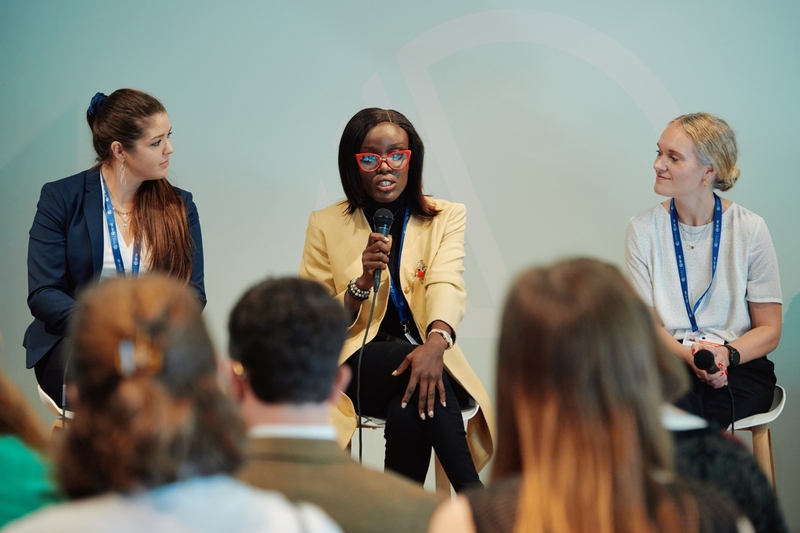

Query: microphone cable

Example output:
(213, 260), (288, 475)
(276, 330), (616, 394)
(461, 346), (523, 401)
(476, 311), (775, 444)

(355, 288), (380, 464)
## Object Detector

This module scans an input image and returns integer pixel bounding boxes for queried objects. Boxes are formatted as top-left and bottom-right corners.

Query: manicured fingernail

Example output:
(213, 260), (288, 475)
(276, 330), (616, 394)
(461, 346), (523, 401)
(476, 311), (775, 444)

(420, 413), (426, 420)
(429, 410), (434, 418)
(391, 371), (397, 376)
(401, 402), (407, 409)
(442, 401), (447, 407)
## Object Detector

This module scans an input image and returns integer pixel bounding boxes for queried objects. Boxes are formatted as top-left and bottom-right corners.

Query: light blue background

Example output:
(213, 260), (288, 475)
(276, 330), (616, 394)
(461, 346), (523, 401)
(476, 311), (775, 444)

(1, 1), (798, 526)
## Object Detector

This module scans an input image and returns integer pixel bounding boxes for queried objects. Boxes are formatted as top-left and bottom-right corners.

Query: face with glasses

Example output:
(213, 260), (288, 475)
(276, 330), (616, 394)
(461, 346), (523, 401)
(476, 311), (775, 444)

(356, 122), (410, 203)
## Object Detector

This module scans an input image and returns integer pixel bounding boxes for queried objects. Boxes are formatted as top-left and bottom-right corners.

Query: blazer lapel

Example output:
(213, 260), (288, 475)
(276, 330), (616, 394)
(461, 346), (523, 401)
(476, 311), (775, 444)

(83, 167), (104, 275)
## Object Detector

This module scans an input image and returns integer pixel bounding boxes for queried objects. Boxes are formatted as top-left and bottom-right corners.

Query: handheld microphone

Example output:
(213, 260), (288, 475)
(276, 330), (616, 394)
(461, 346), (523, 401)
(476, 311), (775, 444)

(693, 349), (720, 375)
(372, 208), (394, 291)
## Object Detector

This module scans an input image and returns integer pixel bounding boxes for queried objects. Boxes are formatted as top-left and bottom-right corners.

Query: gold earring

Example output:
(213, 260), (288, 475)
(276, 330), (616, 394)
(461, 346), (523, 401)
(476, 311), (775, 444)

(702, 177), (708, 187)
(119, 163), (126, 186)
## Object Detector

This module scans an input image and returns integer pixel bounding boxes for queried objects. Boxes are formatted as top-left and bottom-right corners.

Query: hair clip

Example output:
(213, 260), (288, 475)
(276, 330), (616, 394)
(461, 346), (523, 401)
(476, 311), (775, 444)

(118, 339), (136, 377)
(117, 336), (164, 378)
(87, 92), (107, 118)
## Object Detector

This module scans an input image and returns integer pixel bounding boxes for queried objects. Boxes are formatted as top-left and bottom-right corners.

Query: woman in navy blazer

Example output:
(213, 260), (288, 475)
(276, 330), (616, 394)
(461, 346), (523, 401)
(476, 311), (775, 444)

(25, 89), (205, 406)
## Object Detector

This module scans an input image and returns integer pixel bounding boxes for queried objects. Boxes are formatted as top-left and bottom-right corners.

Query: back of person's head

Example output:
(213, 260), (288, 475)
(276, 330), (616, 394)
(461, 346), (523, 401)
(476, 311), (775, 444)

(0, 331), (48, 452)
(494, 258), (687, 533)
(227, 277), (347, 404)
(60, 275), (244, 499)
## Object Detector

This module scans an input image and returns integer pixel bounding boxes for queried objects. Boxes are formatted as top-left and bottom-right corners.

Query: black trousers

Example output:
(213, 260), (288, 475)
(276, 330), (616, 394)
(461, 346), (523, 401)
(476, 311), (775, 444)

(33, 338), (67, 408)
(676, 356), (776, 429)
(344, 340), (482, 492)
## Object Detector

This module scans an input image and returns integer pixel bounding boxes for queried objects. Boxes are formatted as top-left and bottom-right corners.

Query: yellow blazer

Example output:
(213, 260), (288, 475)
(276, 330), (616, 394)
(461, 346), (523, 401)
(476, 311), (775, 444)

(300, 198), (494, 471)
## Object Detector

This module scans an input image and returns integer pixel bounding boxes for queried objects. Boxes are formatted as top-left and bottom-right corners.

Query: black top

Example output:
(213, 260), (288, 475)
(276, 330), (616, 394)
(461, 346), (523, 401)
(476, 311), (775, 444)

(363, 193), (422, 344)
(673, 426), (788, 533)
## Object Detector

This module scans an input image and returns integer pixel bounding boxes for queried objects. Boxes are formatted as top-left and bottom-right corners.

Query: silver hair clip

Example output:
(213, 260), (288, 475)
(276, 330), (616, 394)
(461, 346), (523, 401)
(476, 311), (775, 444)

(119, 339), (136, 377)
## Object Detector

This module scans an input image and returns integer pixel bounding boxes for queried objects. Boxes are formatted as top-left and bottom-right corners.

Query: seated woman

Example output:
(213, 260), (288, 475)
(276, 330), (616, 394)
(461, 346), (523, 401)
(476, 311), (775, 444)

(626, 113), (781, 428)
(429, 258), (751, 533)
(4, 276), (340, 533)
(26, 88), (205, 409)
(300, 108), (493, 491)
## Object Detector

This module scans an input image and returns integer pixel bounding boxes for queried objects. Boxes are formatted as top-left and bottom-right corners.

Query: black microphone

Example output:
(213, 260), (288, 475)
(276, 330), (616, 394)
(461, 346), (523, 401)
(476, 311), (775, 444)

(372, 208), (394, 291)
(693, 349), (720, 375)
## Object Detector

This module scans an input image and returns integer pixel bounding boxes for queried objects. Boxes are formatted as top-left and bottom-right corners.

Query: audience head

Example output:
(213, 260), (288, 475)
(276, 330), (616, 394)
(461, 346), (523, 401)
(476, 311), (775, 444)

(669, 112), (739, 191)
(227, 277), (347, 404)
(60, 275), (243, 499)
(494, 258), (684, 533)
(338, 108), (437, 220)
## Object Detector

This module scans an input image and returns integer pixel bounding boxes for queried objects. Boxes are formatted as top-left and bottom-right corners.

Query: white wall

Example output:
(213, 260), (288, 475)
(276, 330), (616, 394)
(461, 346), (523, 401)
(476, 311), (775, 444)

(1, 1), (798, 528)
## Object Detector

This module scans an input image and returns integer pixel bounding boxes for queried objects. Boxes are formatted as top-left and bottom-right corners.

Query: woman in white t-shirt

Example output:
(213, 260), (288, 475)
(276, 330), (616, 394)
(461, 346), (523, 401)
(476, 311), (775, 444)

(625, 113), (781, 428)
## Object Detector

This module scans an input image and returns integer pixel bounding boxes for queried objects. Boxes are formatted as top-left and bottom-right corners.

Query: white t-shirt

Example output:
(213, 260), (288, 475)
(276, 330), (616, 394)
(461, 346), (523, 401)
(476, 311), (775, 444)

(625, 202), (781, 343)
(3, 475), (341, 533)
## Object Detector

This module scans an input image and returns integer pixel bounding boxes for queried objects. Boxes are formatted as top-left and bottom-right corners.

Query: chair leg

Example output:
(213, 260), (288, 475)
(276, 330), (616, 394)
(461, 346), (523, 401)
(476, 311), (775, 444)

(434, 453), (451, 496)
(750, 424), (775, 490)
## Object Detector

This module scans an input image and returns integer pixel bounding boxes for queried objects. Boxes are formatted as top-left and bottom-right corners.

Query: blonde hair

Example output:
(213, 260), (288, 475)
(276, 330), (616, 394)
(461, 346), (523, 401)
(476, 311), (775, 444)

(494, 258), (696, 533)
(671, 113), (739, 191)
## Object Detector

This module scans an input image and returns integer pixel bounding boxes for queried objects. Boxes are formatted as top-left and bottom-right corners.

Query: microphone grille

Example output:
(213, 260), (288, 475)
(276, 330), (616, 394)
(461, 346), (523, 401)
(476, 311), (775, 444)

(373, 208), (394, 228)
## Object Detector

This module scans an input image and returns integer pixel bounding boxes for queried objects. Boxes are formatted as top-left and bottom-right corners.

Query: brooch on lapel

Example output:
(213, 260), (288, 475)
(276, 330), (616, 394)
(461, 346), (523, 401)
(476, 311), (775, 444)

(414, 260), (427, 280)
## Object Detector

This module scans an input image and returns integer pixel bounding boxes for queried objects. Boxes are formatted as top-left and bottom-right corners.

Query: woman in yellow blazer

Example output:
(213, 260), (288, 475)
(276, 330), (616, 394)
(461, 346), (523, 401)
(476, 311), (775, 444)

(300, 108), (493, 492)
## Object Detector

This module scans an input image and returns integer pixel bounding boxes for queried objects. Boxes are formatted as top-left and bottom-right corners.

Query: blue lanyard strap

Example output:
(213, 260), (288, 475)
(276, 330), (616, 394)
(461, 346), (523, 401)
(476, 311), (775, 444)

(101, 176), (140, 277)
(388, 208), (412, 328)
(670, 194), (721, 332)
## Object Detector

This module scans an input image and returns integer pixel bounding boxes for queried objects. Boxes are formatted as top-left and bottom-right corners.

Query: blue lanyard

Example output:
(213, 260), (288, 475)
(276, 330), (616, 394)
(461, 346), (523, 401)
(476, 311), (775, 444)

(101, 176), (140, 277)
(388, 208), (412, 330)
(670, 194), (721, 332)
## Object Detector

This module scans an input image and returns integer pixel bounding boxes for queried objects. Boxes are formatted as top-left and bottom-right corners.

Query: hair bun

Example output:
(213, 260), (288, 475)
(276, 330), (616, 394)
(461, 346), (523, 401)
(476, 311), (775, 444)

(87, 92), (108, 118)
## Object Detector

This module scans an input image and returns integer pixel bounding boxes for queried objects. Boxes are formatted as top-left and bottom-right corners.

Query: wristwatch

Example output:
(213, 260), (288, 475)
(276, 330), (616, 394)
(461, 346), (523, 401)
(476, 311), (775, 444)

(723, 344), (740, 367)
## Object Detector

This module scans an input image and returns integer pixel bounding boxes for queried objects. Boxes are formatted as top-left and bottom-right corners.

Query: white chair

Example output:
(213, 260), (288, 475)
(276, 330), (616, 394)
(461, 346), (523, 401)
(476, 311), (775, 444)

(728, 384), (786, 489)
(38, 384), (74, 432)
(354, 398), (481, 496)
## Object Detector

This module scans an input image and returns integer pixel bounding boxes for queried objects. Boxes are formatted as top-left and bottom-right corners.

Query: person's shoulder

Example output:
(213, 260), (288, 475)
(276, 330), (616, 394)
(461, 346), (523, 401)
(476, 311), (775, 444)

(427, 197), (464, 213)
(40, 168), (97, 196)
(629, 203), (666, 226)
(725, 202), (766, 226)
(308, 199), (352, 224)
(356, 463), (441, 503)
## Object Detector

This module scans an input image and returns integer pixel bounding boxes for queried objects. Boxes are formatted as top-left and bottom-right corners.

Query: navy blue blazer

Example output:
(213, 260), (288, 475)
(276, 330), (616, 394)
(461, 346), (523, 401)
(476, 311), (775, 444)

(24, 167), (206, 368)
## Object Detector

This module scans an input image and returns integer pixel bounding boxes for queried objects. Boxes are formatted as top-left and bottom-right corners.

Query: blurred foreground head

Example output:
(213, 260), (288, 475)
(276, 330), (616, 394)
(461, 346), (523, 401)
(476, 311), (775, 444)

(61, 275), (243, 499)
(495, 258), (688, 533)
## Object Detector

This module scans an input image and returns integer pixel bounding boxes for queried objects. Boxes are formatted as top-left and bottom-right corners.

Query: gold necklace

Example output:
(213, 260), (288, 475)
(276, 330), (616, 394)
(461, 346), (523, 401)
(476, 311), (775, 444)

(679, 220), (712, 250)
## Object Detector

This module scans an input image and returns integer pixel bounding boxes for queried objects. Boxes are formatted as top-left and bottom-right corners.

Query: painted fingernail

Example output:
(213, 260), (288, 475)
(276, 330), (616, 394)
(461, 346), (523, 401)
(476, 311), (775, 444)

(391, 371), (397, 376)
(401, 402), (407, 409)
(442, 401), (447, 407)
(429, 410), (434, 418)
(420, 413), (426, 420)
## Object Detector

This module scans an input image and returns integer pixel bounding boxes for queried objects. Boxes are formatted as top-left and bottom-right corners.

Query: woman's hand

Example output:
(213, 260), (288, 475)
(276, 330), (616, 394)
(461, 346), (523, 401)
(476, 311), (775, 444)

(360, 232), (392, 283)
(690, 343), (729, 389)
(393, 329), (450, 420)
(344, 232), (392, 313)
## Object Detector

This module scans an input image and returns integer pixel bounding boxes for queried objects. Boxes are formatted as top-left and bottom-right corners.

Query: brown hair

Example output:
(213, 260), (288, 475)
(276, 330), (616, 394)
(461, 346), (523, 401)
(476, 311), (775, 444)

(59, 275), (243, 499)
(338, 108), (439, 221)
(670, 113), (739, 192)
(88, 88), (194, 281)
(495, 258), (695, 533)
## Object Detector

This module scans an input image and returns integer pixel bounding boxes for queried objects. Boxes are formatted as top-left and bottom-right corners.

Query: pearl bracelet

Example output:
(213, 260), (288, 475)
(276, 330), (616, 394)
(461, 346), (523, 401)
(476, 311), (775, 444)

(348, 278), (370, 301)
